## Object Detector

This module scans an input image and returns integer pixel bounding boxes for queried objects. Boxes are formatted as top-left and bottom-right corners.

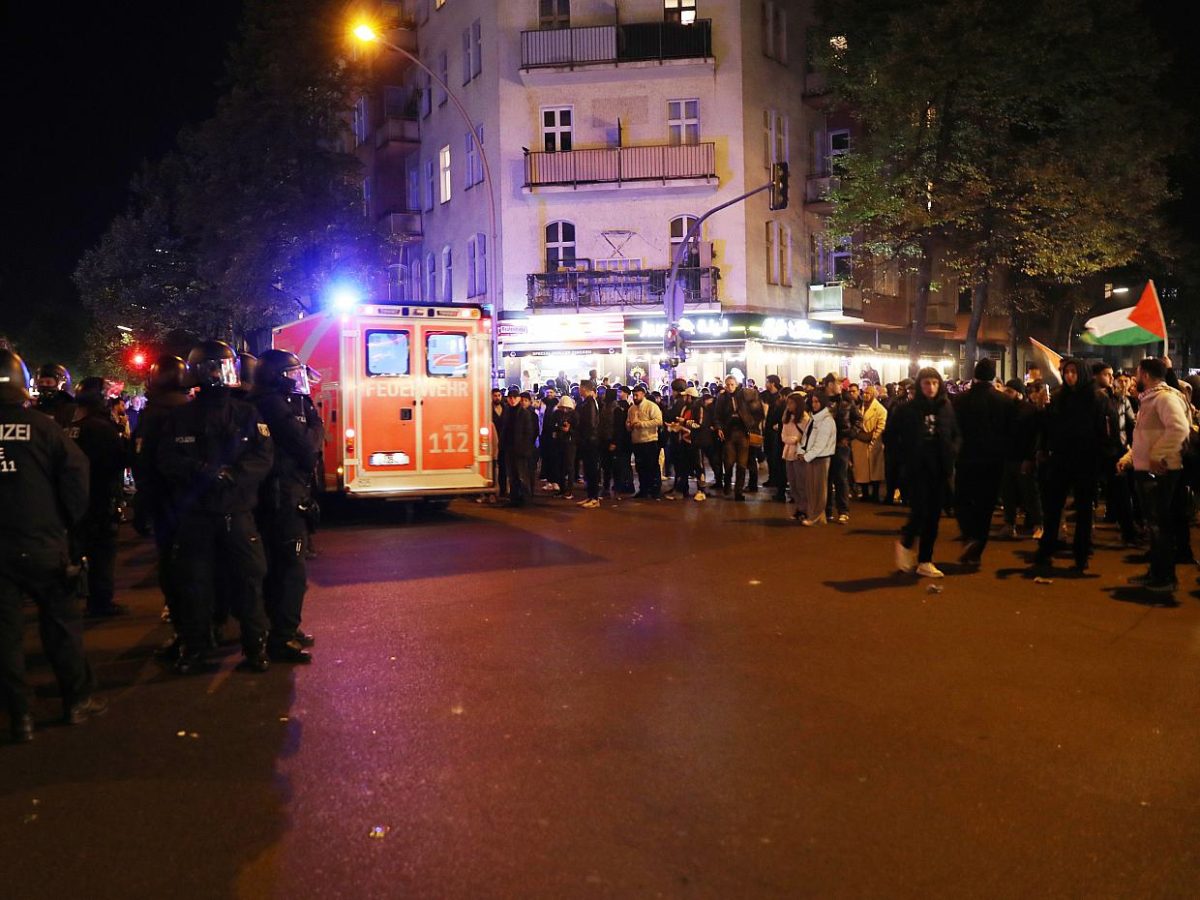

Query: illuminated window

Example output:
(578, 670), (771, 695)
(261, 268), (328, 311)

(665, 0), (697, 25)
(365, 331), (411, 376)
(426, 333), (468, 378)
(439, 145), (452, 203)
(667, 99), (700, 146)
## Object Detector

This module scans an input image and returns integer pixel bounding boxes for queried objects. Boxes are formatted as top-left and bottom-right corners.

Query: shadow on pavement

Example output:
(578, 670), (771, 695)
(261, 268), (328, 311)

(1106, 585), (1182, 607)
(823, 574), (916, 593)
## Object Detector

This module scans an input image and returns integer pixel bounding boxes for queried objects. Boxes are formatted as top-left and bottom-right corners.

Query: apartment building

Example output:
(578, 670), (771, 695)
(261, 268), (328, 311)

(353, 0), (957, 386)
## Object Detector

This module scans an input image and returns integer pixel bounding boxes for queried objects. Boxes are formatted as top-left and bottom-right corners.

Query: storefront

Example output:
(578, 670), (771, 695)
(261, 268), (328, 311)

(498, 311), (956, 391)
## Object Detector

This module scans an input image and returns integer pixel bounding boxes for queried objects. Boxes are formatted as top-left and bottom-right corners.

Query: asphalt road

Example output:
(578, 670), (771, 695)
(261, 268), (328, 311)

(3, 489), (1199, 899)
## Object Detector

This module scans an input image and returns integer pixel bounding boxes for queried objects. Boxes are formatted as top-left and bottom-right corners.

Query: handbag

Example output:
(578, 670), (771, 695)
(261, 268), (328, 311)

(748, 431), (764, 448)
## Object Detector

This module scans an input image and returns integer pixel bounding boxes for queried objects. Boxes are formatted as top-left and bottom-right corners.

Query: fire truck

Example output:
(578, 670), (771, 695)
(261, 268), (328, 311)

(272, 303), (495, 501)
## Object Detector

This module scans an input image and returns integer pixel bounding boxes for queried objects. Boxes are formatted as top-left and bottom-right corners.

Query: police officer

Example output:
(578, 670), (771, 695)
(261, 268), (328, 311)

(0, 349), (106, 742)
(132, 355), (191, 647)
(34, 363), (77, 427)
(234, 352), (257, 400)
(66, 377), (130, 616)
(158, 340), (274, 674)
(252, 349), (317, 663)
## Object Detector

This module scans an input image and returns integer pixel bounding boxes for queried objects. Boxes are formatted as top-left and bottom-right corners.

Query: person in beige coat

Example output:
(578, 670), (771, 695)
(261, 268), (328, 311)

(851, 386), (888, 502)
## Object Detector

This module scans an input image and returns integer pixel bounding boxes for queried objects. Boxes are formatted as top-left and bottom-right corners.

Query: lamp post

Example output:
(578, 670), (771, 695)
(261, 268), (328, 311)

(352, 23), (500, 382)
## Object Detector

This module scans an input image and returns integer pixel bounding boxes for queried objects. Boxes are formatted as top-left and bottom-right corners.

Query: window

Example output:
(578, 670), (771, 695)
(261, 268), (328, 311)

(426, 251), (437, 300)
(465, 131), (477, 188)
(353, 96), (370, 145)
(779, 224), (792, 286)
(472, 20), (482, 77)
(595, 257), (642, 272)
(412, 257), (424, 301)
(421, 71), (432, 118)
(665, 0), (697, 25)
(762, 2), (787, 62)
(829, 128), (851, 171)
(542, 107), (573, 152)
(539, 0), (570, 29)
(442, 246), (453, 301)
(408, 164), (420, 211)
(764, 109), (788, 168)
(813, 235), (852, 283)
(472, 126), (484, 184)
(439, 145), (452, 203)
(766, 222), (779, 285)
(667, 99), (700, 146)
(361, 177), (372, 219)
(426, 333), (468, 378)
(424, 160), (435, 211)
(545, 221), (576, 271)
(383, 85), (408, 118)
(468, 233), (487, 297)
(366, 331), (411, 377)
(462, 28), (472, 85)
(437, 51), (448, 105)
(670, 215), (699, 267)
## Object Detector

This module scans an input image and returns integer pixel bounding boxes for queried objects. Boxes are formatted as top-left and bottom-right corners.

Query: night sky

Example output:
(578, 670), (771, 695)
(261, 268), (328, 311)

(0, 0), (244, 356)
(1, 1), (1197, 362)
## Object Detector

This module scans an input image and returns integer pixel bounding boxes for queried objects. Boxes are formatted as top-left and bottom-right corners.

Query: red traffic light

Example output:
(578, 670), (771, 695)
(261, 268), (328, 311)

(129, 350), (147, 369)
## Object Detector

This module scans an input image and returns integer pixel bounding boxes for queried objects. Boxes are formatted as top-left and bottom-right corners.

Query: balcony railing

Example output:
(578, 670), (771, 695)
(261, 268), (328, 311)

(808, 283), (864, 322)
(375, 115), (420, 149)
(805, 174), (840, 207)
(528, 267), (719, 310)
(521, 20), (713, 70)
(525, 143), (716, 189)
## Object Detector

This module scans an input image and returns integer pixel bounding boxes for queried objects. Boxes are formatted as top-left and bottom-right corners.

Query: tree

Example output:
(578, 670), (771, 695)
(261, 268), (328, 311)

(814, 0), (1177, 375)
(76, 0), (382, 357)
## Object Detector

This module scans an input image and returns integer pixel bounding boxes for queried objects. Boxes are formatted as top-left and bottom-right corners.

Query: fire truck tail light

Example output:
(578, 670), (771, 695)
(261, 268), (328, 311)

(479, 426), (489, 437)
(345, 428), (356, 438)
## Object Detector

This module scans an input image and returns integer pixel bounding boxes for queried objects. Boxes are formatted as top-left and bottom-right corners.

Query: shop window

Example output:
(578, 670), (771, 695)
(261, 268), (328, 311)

(426, 332), (469, 377)
(366, 330), (411, 377)
(546, 221), (576, 271)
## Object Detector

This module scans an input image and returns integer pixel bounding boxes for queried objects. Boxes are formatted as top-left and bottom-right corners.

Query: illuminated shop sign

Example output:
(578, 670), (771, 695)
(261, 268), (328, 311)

(627, 314), (831, 344)
(498, 313), (625, 350)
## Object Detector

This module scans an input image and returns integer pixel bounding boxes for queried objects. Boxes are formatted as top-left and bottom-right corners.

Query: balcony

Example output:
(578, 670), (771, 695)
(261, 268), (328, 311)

(803, 71), (831, 108)
(520, 20), (713, 72)
(527, 267), (719, 311)
(381, 210), (422, 239)
(524, 143), (717, 193)
(375, 114), (420, 150)
(808, 283), (864, 323)
(805, 174), (839, 212)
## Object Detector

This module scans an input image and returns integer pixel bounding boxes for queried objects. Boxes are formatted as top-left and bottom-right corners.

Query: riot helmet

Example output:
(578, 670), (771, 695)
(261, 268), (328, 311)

(186, 340), (240, 389)
(256, 349), (311, 395)
(148, 355), (187, 392)
(0, 349), (32, 403)
(237, 352), (258, 392)
(37, 362), (71, 394)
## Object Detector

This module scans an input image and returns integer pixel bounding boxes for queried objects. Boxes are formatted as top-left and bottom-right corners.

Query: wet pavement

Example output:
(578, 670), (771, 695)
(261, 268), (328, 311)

(3, 491), (1199, 898)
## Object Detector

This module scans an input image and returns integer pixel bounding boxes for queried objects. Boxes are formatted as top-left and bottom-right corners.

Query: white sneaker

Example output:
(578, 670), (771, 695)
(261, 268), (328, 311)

(916, 562), (944, 578)
(694, 491), (706, 502)
(894, 541), (917, 573)
(663, 492), (677, 501)
(837, 514), (850, 524)
(576, 498), (590, 506)
(581, 499), (600, 509)
(1031, 527), (1044, 541)
(544, 483), (559, 493)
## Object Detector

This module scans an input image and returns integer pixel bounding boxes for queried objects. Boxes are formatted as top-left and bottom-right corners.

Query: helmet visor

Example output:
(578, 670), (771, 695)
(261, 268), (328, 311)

(283, 365), (311, 395)
(194, 357), (240, 388)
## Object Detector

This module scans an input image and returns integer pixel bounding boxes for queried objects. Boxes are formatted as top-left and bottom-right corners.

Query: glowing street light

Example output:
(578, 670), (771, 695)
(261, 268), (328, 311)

(352, 23), (379, 43)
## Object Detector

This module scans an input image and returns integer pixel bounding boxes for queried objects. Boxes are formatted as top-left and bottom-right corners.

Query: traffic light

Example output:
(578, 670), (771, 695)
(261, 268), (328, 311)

(127, 348), (148, 374)
(663, 324), (687, 364)
(769, 162), (790, 211)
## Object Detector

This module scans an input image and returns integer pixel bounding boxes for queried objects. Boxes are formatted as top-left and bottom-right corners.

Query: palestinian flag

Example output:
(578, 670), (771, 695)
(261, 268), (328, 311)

(1079, 280), (1166, 347)
(1027, 337), (1062, 388)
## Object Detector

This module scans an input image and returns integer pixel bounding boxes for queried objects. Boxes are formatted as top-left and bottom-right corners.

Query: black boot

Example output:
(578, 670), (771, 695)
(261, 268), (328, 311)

(11, 712), (33, 743)
(174, 645), (214, 676)
(268, 639), (313, 664)
(240, 640), (271, 673)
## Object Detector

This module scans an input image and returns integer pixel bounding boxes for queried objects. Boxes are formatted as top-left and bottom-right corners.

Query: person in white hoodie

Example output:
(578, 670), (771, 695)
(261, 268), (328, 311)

(1119, 357), (1192, 592)
(799, 391), (836, 526)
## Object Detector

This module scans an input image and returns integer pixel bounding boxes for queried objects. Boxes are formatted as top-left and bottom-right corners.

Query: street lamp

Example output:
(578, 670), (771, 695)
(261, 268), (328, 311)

(352, 21), (500, 381)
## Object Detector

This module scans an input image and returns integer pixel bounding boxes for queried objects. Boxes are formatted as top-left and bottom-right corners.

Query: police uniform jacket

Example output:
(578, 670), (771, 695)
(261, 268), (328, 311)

(35, 390), (77, 428)
(157, 388), (274, 517)
(132, 390), (190, 515)
(253, 391), (318, 516)
(0, 403), (90, 561)
(67, 408), (129, 522)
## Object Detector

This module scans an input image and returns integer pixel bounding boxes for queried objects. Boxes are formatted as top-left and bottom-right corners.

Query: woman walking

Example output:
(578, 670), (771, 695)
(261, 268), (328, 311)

(852, 385), (888, 501)
(781, 392), (808, 521)
(800, 391), (836, 526)
(891, 367), (960, 577)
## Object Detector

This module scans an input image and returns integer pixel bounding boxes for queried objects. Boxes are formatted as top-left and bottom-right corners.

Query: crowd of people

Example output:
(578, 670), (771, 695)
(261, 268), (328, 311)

(3, 336), (1195, 745)
(487, 355), (1197, 588)
(0, 342), (322, 743)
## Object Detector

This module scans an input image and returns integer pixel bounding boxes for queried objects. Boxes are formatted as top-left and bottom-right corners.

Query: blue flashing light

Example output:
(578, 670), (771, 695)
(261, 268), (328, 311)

(329, 284), (363, 314)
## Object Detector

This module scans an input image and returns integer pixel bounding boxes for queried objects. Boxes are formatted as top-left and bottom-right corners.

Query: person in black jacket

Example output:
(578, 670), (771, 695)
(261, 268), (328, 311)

(575, 380), (602, 507)
(133, 355), (191, 645)
(762, 376), (788, 502)
(713, 376), (765, 501)
(892, 367), (960, 578)
(67, 378), (130, 616)
(951, 358), (1015, 565)
(34, 363), (77, 428)
(1033, 357), (1107, 571)
(503, 392), (538, 506)
(158, 340), (274, 674)
(539, 386), (559, 490)
(882, 379), (914, 504)
(999, 379), (1043, 539)
(253, 350), (318, 664)
(0, 349), (106, 742)
(608, 385), (634, 495)
(822, 375), (862, 522)
(1093, 362), (1138, 545)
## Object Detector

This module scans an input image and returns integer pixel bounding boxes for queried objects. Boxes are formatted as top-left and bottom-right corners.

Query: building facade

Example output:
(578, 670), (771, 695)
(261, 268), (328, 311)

(353, 0), (957, 388)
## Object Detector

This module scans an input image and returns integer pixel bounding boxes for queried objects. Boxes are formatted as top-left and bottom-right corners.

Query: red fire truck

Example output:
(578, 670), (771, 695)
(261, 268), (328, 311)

(272, 303), (495, 500)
